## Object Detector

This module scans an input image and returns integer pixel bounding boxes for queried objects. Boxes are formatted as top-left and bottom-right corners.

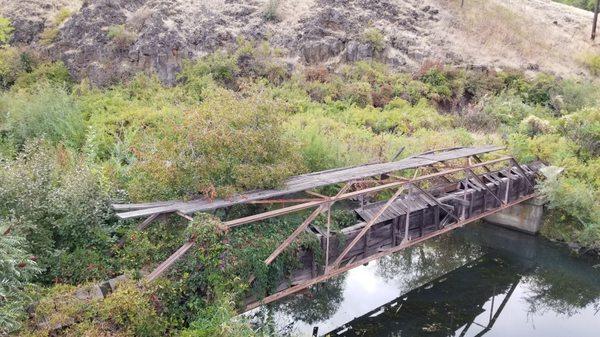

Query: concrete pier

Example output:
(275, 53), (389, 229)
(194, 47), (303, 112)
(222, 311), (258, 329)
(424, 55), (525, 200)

(484, 197), (546, 234)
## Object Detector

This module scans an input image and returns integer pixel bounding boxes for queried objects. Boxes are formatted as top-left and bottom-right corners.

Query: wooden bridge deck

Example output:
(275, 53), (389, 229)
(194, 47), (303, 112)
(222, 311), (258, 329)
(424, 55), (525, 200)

(113, 145), (503, 219)
(110, 145), (542, 311)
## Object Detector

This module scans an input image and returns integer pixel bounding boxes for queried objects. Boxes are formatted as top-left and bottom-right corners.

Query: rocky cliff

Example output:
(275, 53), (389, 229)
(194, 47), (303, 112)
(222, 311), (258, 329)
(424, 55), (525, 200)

(2, 0), (599, 85)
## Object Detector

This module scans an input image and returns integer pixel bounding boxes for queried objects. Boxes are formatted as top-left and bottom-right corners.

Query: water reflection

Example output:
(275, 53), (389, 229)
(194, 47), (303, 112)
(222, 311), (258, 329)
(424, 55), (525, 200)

(247, 222), (600, 337)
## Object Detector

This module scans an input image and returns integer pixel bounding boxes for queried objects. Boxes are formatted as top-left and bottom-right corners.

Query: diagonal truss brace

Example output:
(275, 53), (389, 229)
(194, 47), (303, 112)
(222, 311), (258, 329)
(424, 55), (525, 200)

(331, 186), (406, 268)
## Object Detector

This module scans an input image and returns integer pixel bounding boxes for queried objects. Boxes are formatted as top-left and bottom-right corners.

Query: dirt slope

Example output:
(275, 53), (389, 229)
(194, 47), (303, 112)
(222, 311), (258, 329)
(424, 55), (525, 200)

(1, 0), (599, 85)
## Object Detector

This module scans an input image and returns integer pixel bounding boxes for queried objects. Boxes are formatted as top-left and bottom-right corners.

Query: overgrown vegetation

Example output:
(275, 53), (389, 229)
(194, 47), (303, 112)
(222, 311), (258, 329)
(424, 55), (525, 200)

(0, 17), (13, 45)
(0, 35), (598, 335)
(582, 53), (600, 76)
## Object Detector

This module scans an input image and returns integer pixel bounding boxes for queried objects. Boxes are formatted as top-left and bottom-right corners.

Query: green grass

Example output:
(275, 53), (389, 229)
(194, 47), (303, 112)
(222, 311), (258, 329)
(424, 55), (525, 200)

(553, 0), (597, 11)
(582, 53), (600, 76)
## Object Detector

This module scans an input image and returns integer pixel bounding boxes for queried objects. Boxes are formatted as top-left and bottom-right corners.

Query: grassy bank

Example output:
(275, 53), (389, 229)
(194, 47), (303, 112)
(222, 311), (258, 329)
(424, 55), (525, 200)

(1, 38), (599, 335)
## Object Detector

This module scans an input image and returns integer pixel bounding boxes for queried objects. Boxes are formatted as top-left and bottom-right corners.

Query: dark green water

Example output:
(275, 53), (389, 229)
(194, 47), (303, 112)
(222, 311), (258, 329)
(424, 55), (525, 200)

(247, 222), (600, 337)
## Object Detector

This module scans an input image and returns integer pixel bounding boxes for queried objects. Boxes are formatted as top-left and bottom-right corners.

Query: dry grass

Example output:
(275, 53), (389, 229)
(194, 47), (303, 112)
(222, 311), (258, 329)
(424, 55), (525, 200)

(452, 0), (548, 59)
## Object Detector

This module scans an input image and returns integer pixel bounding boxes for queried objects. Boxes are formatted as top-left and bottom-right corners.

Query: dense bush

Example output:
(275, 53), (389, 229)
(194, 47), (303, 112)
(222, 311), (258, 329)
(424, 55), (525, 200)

(126, 87), (304, 201)
(0, 83), (84, 150)
(0, 17), (13, 45)
(0, 142), (116, 284)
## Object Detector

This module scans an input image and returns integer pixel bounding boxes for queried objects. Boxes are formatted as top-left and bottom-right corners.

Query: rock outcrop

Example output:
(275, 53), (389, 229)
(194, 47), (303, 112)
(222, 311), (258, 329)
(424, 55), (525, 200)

(2, 0), (598, 85)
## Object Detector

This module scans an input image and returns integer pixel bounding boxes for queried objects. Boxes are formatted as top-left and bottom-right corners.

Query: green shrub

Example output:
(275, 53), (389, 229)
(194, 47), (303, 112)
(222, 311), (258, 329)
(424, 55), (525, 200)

(180, 51), (238, 90)
(336, 98), (451, 134)
(337, 81), (373, 106)
(0, 46), (23, 89)
(13, 61), (72, 89)
(362, 28), (386, 52)
(480, 92), (550, 127)
(0, 83), (84, 149)
(556, 79), (600, 112)
(0, 142), (115, 284)
(126, 87), (304, 201)
(39, 9), (72, 46)
(582, 53), (600, 76)
(559, 108), (600, 157)
(23, 280), (170, 336)
(553, 0), (597, 11)
(180, 295), (258, 337)
(100, 281), (168, 336)
(538, 174), (600, 249)
(519, 115), (553, 137)
(0, 17), (13, 45)
(262, 0), (281, 22)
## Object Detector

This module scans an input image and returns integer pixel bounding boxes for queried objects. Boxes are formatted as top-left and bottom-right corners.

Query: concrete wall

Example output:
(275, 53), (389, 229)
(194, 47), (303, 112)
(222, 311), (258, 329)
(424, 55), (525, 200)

(484, 197), (546, 234)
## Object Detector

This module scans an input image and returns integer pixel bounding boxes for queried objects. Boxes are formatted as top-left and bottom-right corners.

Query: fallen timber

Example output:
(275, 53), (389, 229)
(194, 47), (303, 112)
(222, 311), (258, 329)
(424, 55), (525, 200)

(111, 146), (543, 311)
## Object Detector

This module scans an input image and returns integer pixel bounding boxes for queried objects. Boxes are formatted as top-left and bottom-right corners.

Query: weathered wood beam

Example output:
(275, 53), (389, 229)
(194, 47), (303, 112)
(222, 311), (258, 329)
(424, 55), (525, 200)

(331, 186), (406, 268)
(247, 198), (323, 205)
(411, 184), (460, 222)
(305, 190), (328, 199)
(135, 213), (160, 231)
(176, 211), (194, 221)
(464, 168), (505, 206)
(225, 157), (514, 229)
(146, 241), (195, 282)
(402, 200), (410, 243)
(264, 205), (325, 265)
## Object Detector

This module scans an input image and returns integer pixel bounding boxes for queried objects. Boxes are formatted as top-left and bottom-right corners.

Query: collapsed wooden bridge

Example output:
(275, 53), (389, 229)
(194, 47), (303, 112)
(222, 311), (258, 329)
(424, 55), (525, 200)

(112, 145), (542, 310)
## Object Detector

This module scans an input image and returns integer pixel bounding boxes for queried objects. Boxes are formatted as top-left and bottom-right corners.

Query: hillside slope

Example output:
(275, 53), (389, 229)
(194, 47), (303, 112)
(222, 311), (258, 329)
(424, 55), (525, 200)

(1, 0), (599, 84)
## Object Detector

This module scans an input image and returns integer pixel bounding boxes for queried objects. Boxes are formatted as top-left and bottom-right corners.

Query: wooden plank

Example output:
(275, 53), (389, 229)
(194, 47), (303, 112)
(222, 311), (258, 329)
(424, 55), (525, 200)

(115, 146), (505, 219)
(411, 184), (460, 222)
(137, 213), (160, 230)
(332, 187), (406, 267)
(146, 241), (195, 282)
(465, 168), (505, 206)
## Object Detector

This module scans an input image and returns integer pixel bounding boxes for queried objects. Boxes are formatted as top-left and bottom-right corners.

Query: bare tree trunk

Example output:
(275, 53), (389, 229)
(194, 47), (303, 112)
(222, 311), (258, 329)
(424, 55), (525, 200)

(593, 0), (600, 40)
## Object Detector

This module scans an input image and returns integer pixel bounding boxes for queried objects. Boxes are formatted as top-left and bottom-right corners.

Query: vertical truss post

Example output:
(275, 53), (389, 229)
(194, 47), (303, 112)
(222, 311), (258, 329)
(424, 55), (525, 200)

(504, 168), (512, 204)
(325, 205), (331, 272)
(402, 201), (411, 243)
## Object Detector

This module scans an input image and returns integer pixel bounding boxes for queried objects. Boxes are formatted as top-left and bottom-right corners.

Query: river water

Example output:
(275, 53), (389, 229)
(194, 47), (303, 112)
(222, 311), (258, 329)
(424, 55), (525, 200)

(247, 222), (600, 337)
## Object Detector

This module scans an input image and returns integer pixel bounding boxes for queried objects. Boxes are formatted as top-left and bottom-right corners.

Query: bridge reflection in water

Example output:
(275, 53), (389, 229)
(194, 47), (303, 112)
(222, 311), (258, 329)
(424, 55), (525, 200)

(326, 255), (520, 337)
(247, 223), (600, 337)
